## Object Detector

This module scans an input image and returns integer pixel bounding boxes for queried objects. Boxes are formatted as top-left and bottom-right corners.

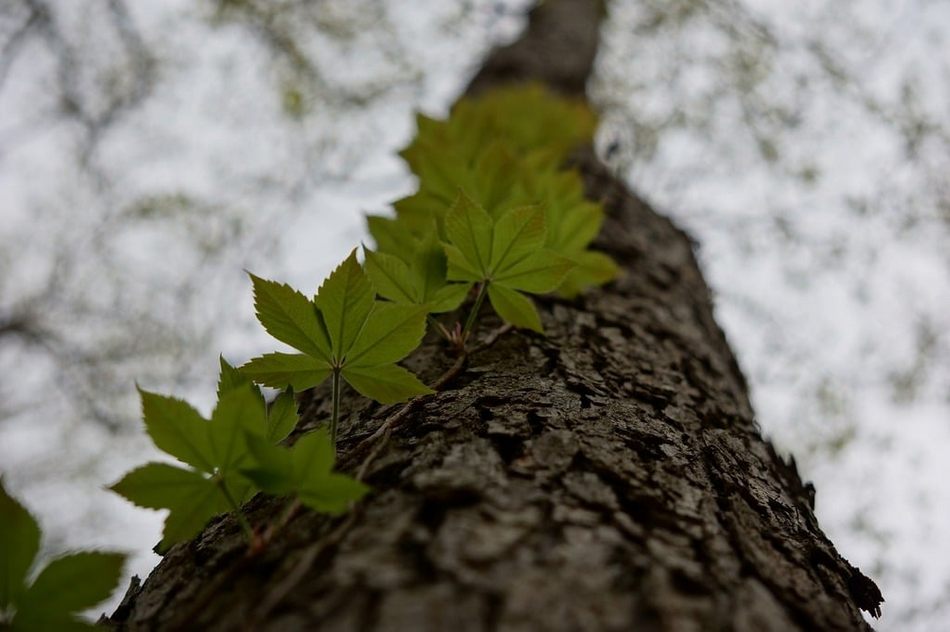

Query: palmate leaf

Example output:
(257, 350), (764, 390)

(397, 85), (616, 298)
(1, 480), (125, 630)
(364, 236), (471, 314)
(243, 251), (432, 405)
(242, 429), (368, 514)
(112, 360), (272, 549)
(442, 191), (574, 333)
(110, 462), (241, 551)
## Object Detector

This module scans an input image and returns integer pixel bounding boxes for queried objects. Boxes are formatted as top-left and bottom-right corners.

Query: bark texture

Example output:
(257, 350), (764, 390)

(109, 1), (883, 630)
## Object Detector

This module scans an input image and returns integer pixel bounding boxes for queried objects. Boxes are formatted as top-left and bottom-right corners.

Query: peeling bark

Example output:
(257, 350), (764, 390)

(108, 0), (882, 629)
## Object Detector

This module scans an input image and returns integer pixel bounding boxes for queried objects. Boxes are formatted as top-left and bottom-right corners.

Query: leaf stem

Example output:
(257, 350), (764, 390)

(461, 282), (488, 344)
(330, 368), (342, 449)
(216, 477), (255, 541)
(427, 314), (452, 341)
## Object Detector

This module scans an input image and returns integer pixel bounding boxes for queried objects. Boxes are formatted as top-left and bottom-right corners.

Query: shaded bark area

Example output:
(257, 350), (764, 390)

(109, 0), (882, 630)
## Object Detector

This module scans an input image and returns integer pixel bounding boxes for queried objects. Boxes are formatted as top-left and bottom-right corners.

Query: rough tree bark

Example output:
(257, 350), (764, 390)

(108, 1), (883, 630)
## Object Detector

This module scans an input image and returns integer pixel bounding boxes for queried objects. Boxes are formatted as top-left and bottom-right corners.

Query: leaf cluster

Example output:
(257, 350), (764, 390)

(368, 83), (618, 336)
(1, 479), (125, 631)
(110, 359), (367, 551)
(107, 83), (618, 561)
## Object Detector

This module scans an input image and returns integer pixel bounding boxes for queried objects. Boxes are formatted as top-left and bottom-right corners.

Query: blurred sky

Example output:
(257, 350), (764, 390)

(0, 0), (947, 628)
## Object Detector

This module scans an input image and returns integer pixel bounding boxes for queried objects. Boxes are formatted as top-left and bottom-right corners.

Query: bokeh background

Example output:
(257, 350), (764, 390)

(0, 1), (947, 628)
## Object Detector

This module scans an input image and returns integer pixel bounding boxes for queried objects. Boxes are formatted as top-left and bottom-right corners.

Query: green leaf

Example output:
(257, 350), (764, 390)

(243, 429), (368, 515)
(241, 353), (331, 391)
(314, 250), (375, 358)
(487, 284), (543, 333)
(443, 243), (483, 283)
(367, 215), (417, 257)
(457, 83), (595, 161)
(249, 273), (332, 361)
(365, 235), (467, 314)
(444, 191), (493, 277)
(246, 252), (430, 406)
(290, 430), (368, 514)
(109, 463), (229, 550)
(209, 383), (266, 472)
(266, 389), (298, 442)
(414, 112), (440, 139)
(393, 193), (449, 235)
(139, 388), (214, 473)
(110, 463), (208, 510)
(364, 249), (417, 304)
(442, 193), (573, 300)
(551, 199), (602, 254)
(20, 552), (124, 616)
(494, 251), (574, 294)
(470, 141), (523, 216)
(159, 476), (231, 550)
(240, 434), (295, 495)
(558, 250), (620, 297)
(429, 282), (471, 313)
(0, 479), (40, 610)
(289, 428), (336, 481)
(489, 205), (546, 272)
(117, 364), (278, 552)
(341, 364), (434, 404)
(413, 231), (447, 298)
(299, 474), (369, 515)
(344, 303), (428, 367)
(217, 355), (251, 399)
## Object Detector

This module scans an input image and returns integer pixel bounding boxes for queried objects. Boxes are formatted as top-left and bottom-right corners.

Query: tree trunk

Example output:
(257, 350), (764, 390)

(108, 1), (882, 630)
